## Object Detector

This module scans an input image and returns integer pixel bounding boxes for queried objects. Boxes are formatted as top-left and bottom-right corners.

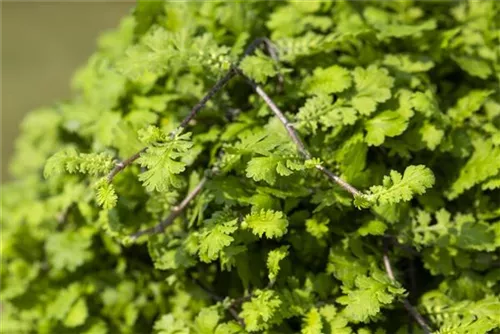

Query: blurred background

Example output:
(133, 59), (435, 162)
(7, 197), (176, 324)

(1, 1), (134, 181)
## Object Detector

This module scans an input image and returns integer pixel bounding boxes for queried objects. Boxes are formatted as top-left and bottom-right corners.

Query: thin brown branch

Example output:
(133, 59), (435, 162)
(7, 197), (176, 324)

(241, 37), (269, 58)
(173, 68), (237, 135)
(130, 177), (207, 240)
(239, 71), (362, 198)
(382, 243), (433, 334)
(107, 147), (147, 183)
(314, 164), (361, 197)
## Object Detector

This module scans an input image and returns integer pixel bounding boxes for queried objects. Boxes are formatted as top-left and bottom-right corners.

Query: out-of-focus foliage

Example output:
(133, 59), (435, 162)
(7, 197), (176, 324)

(2, 1), (500, 333)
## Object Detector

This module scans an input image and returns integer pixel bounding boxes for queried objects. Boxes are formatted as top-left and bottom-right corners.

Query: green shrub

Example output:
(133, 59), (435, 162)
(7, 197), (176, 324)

(2, 1), (500, 333)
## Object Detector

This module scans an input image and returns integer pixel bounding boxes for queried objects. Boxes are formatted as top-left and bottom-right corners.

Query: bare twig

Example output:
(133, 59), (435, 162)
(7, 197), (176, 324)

(239, 72), (362, 198)
(382, 243), (433, 334)
(130, 177), (207, 240)
(315, 164), (361, 197)
(241, 37), (269, 58)
(107, 147), (147, 182)
(172, 68), (237, 136)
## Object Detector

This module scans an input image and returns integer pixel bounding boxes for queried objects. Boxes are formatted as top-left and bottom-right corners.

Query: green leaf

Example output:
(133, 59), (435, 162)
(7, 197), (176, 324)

(305, 216), (329, 239)
(154, 314), (190, 334)
(301, 308), (323, 334)
(365, 110), (408, 146)
(240, 53), (277, 84)
(194, 308), (221, 334)
(215, 322), (244, 334)
(304, 65), (352, 95)
(138, 132), (193, 192)
(240, 290), (282, 332)
(411, 90), (440, 117)
(267, 246), (289, 282)
(44, 148), (115, 178)
(452, 55), (492, 79)
(44, 148), (76, 178)
(376, 19), (437, 40)
(47, 283), (83, 321)
(45, 229), (94, 272)
(198, 211), (239, 263)
(448, 140), (500, 199)
(419, 121), (445, 151)
(352, 65), (394, 116)
(448, 90), (493, 125)
(243, 209), (289, 239)
(64, 298), (88, 328)
(383, 54), (434, 73)
(337, 272), (406, 322)
(357, 220), (387, 236)
(365, 165), (435, 205)
(296, 95), (357, 134)
(95, 178), (118, 209)
(246, 156), (281, 185)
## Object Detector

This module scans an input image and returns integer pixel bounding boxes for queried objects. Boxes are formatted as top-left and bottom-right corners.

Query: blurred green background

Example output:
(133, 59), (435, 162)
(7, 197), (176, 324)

(1, 1), (134, 181)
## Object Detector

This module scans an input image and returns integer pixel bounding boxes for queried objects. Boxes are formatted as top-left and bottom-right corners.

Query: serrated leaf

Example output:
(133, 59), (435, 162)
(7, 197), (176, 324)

(267, 246), (289, 282)
(366, 165), (435, 205)
(154, 314), (190, 334)
(376, 19), (436, 39)
(305, 65), (352, 95)
(452, 55), (492, 79)
(411, 90), (440, 117)
(297, 95), (358, 134)
(95, 179), (118, 209)
(365, 110), (408, 146)
(301, 308), (323, 334)
(357, 220), (387, 236)
(383, 54), (434, 73)
(352, 65), (394, 116)
(44, 148), (77, 179)
(448, 90), (493, 125)
(194, 308), (221, 334)
(45, 229), (94, 272)
(47, 284), (82, 321)
(137, 132), (193, 192)
(246, 156), (281, 185)
(240, 290), (282, 332)
(337, 272), (405, 322)
(448, 140), (500, 199)
(243, 209), (288, 239)
(240, 53), (277, 84)
(198, 212), (238, 263)
(420, 122), (444, 151)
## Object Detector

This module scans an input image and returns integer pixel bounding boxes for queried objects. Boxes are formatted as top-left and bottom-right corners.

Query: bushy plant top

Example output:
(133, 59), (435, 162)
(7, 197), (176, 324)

(2, 1), (500, 333)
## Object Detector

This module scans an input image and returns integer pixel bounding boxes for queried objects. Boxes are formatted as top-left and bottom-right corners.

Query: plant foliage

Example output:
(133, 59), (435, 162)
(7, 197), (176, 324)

(2, 1), (500, 333)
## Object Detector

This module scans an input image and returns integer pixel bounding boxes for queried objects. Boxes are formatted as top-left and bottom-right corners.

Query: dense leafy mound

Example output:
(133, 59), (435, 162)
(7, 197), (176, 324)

(2, 1), (500, 333)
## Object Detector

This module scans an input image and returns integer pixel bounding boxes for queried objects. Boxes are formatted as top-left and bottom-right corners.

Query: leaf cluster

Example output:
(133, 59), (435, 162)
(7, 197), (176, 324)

(2, 1), (500, 334)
